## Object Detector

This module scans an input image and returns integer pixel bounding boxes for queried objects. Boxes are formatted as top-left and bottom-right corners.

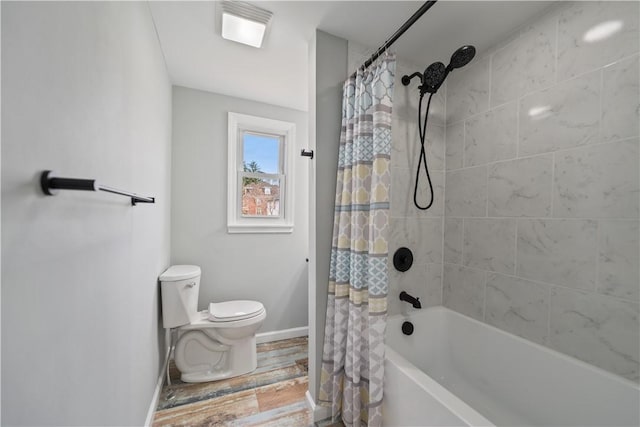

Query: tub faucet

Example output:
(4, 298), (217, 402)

(399, 291), (421, 309)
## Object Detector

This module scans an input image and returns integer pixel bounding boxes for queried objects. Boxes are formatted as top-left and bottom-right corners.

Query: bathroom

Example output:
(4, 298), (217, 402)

(1, 1), (638, 426)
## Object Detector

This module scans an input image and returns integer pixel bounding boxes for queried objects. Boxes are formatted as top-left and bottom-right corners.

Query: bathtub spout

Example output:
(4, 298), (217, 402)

(399, 291), (421, 309)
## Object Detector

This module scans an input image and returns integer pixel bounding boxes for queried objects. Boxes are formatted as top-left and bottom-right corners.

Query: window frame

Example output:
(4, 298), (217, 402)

(227, 112), (295, 234)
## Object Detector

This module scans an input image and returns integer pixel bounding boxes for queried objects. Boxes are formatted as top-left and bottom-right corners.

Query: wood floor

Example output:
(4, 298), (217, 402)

(152, 336), (344, 427)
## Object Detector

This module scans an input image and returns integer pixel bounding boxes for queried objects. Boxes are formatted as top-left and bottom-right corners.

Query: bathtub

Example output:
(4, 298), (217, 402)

(382, 306), (640, 427)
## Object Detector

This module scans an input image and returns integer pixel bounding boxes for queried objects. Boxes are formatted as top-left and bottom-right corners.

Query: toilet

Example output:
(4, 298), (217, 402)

(159, 265), (266, 383)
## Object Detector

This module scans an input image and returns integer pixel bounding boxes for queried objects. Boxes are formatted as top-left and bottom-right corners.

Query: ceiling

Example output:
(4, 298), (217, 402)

(149, 1), (555, 112)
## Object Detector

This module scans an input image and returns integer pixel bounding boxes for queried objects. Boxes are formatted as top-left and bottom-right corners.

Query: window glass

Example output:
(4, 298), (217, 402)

(241, 177), (280, 217)
(242, 133), (280, 174)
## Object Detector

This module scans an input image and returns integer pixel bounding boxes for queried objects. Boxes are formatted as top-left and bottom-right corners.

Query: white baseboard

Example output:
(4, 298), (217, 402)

(256, 326), (308, 344)
(144, 346), (171, 427)
(305, 390), (332, 422)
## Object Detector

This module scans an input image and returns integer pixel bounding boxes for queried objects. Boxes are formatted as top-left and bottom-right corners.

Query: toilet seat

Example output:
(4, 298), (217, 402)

(208, 300), (264, 322)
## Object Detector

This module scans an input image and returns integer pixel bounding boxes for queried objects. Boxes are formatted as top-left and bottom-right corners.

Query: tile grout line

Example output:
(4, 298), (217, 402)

(444, 135), (640, 175)
(546, 282), (552, 347)
(514, 218), (519, 278)
(440, 260), (639, 306)
(441, 81), (448, 306)
(550, 151), (556, 217)
(482, 269), (488, 322)
(594, 219), (601, 294)
(554, 9), (559, 86)
(461, 218), (466, 268)
(598, 67), (604, 144)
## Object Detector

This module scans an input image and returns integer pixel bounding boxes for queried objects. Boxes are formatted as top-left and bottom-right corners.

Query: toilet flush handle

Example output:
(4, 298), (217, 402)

(185, 282), (196, 288)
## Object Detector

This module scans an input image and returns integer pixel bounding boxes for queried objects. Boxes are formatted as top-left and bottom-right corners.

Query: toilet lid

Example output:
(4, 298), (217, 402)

(208, 300), (264, 322)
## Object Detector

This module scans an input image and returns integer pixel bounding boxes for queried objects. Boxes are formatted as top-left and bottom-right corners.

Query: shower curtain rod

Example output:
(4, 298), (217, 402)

(351, 0), (438, 77)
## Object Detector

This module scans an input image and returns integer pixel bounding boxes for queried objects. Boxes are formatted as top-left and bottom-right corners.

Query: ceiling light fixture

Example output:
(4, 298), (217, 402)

(221, 1), (272, 48)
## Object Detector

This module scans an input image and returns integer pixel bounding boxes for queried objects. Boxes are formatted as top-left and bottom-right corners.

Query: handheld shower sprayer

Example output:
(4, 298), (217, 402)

(401, 45), (476, 210)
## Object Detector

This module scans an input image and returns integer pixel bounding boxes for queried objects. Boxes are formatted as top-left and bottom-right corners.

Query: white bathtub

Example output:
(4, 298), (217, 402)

(383, 306), (640, 427)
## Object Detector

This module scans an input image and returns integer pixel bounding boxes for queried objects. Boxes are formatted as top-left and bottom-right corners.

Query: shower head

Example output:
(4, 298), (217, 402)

(447, 45), (476, 70)
(402, 45), (476, 95)
(421, 62), (446, 94)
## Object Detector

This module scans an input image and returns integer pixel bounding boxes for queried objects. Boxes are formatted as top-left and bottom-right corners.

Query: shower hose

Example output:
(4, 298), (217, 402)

(413, 91), (435, 210)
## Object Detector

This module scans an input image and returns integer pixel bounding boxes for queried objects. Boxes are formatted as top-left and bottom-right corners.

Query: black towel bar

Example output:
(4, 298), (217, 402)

(40, 170), (155, 206)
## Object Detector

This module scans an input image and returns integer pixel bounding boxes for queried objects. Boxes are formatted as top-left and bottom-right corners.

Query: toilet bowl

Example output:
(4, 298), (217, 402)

(159, 265), (266, 383)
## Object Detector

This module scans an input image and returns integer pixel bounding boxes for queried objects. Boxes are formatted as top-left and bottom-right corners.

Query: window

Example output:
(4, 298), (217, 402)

(228, 112), (295, 233)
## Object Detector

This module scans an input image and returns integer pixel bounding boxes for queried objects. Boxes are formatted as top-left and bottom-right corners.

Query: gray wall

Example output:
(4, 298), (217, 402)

(170, 86), (308, 334)
(308, 30), (347, 401)
(441, 1), (639, 381)
(1, 2), (172, 425)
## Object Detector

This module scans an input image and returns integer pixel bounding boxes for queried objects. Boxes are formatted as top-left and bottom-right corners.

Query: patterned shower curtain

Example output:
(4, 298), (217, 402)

(318, 54), (395, 427)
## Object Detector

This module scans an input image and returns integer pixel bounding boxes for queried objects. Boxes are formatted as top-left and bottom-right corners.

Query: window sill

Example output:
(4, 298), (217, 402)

(227, 223), (294, 234)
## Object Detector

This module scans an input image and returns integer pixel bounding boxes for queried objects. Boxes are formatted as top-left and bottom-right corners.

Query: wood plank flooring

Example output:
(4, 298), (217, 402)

(152, 336), (344, 427)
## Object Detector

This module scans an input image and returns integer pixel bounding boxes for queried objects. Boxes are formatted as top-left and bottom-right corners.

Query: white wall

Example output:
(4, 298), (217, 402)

(171, 86), (308, 334)
(1, 2), (172, 425)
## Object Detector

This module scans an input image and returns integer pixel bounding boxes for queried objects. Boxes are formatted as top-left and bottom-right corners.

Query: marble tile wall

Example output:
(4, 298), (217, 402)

(442, 1), (639, 382)
(348, 42), (445, 317)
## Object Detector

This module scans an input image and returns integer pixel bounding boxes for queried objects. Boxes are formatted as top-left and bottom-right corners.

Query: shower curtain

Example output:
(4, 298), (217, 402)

(318, 54), (395, 427)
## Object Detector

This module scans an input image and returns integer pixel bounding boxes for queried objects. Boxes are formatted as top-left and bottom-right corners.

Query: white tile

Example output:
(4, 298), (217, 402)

(445, 166), (487, 217)
(392, 113), (445, 172)
(490, 14), (557, 107)
(389, 263), (443, 315)
(519, 71), (600, 156)
(549, 287), (639, 382)
(426, 125), (446, 172)
(602, 55), (640, 143)
(485, 273), (550, 345)
(391, 115), (419, 170)
(517, 219), (598, 290)
(446, 56), (490, 123)
(557, 1), (640, 81)
(443, 264), (485, 321)
(391, 167), (444, 218)
(553, 139), (639, 218)
(463, 218), (516, 275)
(389, 217), (442, 265)
(445, 121), (464, 170)
(429, 84), (447, 129)
(488, 155), (553, 217)
(444, 218), (463, 265)
(598, 220), (640, 301)
(464, 102), (517, 167)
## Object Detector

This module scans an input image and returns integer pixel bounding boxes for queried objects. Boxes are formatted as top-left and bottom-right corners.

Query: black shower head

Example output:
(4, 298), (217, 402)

(421, 62), (447, 94)
(402, 45), (476, 95)
(448, 45), (476, 70)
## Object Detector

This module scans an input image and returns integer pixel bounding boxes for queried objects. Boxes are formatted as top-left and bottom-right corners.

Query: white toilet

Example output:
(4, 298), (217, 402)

(159, 265), (266, 383)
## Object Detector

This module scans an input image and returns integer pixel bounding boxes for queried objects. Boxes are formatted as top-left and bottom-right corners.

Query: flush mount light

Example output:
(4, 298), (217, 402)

(221, 1), (272, 48)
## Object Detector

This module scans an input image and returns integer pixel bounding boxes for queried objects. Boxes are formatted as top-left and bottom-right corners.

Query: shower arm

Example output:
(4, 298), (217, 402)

(401, 72), (423, 86)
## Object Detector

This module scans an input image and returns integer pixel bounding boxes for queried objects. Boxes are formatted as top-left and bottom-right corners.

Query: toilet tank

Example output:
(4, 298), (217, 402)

(159, 265), (201, 328)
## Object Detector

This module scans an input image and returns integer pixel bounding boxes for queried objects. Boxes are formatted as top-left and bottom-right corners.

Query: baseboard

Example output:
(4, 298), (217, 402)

(305, 390), (332, 422)
(144, 346), (171, 427)
(256, 326), (308, 344)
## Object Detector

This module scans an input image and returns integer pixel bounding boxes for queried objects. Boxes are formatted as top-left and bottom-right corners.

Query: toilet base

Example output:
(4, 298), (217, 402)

(174, 329), (258, 383)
